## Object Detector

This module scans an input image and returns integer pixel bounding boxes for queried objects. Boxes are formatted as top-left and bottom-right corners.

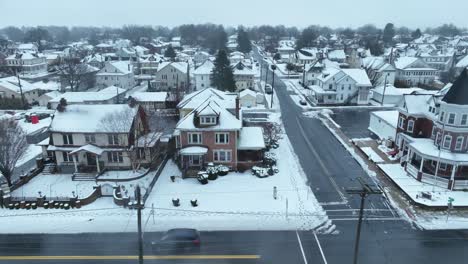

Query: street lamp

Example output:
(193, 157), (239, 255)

(270, 64), (277, 108)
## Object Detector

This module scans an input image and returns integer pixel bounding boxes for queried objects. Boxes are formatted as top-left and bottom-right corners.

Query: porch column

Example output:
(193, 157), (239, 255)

(73, 154), (78, 173)
(417, 157), (424, 181)
(405, 149), (411, 171)
(449, 164), (457, 190)
(96, 154), (101, 173)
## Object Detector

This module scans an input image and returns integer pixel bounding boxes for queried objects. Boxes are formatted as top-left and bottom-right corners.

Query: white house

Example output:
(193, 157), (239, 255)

(96, 61), (135, 90)
(5, 53), (48, 79)
(193, 60), (214, 90)
(0, 76), (41, 104)
(154, 62), (189, 92)
(361, 56), (396, 86)
(309, 67), (372, 105)
(371, 85), (425, 106)
(232, 62), (255, 91)
(239, 89), (257, 108)
(368, 110), (399, 141)
(130, 92), (169, 113)
(394, 57), (438, 87)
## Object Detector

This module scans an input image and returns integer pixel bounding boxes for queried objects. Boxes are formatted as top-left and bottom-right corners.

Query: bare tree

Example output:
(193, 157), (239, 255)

(99, 106), (168, 172)
(0, 118), (28, 186)
(263, 122), (283, 149)
(58, 57), (95, 92)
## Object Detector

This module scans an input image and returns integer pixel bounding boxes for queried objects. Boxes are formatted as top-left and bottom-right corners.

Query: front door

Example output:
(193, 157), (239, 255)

(189, 155), (201, 166)
(86, 153), (97, 166)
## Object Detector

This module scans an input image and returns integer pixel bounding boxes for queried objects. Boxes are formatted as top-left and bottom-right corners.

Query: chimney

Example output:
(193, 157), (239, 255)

(235, 96), (240, 119)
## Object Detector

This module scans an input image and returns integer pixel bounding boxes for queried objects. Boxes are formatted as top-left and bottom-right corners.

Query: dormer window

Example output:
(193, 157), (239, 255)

(200, 116), (216, 125)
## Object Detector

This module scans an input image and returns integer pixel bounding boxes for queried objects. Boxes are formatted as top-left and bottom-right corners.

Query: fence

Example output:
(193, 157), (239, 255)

(142, 155), (169, 203)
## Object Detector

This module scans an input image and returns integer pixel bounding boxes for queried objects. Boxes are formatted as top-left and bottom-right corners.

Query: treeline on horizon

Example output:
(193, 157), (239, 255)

(0, 23), (466, 55)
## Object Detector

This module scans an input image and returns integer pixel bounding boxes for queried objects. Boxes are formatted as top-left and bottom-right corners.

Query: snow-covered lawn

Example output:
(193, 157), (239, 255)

(145, 136), (326, 231)
(16, 144), (42, 167)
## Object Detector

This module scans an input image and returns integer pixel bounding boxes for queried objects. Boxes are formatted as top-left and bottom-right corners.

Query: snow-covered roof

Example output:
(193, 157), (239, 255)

(456, 55), (468, 68)
(232, 62), (255, 76)
(0, 76), (37, 93)
(238, 127), (265, 150)
(400, 94), (433, 115)
(371, 110), (398, 127)
(179, 146), (208, 155)
(193, 60), (214, 75)
(176, 99), (241, 131)
(341, 69), (372, 86)
(328, 50), (346, 60)
(70, 144), (104, 156)
(157, 61), (188, 73)
(136, 132), (162, 147)
(177, 88), (236, 110)
(240, 89), (257, 98)
(49, 87), (125, 104)
(33, 80), (61, 91)
(97, 61), (133, 75)
(131, 92), (168, 102)
(372, 85), (423, 96)
(50, 104), (138, 133)
(409, 138), (468, 164)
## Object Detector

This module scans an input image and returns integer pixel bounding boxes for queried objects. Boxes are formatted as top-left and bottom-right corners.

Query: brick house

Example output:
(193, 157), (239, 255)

(396, 69), (468, 190)
(174, 97), (265, 174)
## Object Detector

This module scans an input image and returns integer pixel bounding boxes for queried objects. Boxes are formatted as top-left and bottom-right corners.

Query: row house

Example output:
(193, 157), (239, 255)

(308, 67), (372, 105)
(396, 69), (468, 190)
(174, 98), (265, 175)
(43, 104), (159, 175)
(96, 61), (135, 90)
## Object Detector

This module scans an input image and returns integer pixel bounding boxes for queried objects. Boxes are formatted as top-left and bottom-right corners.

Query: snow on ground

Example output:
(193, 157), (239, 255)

(290, 94), (312, 110)
(361, 147), (384, 163)
(97, 168), (149, 180)
(18, 117), (52, 134)
(16, 145), (42, 167)
(144, 135), (327, 231)
(378, 164), (467, 207)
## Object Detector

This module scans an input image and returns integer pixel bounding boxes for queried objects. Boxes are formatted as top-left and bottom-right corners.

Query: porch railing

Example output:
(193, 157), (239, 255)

(454, 180), (468, 190)
(406, 164), (418, 178)
(420, 173), (449, 188)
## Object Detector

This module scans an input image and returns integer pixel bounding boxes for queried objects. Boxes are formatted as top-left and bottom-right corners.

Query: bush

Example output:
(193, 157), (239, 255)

(264, 152), (277, 166)
(197, 173), (209, 185)
(252, 166), (270, 178)
(217, 165), (229, 176)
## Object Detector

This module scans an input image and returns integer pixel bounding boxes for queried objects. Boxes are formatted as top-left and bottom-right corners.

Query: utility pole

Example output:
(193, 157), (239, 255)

(346, 177), (382, 264)
(270, 65), (276, 108)
(264, 61), (268, 86)
(302, 62), (306, 85)
(380, 74), (388, 106)
(136, 185), (144, 264)
(15, 69), (26, 109)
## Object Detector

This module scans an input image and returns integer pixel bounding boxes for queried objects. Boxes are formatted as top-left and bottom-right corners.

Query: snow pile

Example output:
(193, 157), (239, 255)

(361, 147), (384, 163)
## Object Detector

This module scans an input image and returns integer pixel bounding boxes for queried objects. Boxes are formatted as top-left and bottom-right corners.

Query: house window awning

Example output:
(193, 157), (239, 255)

(69, 144), (104, 156)
(179, 146), (208, 155)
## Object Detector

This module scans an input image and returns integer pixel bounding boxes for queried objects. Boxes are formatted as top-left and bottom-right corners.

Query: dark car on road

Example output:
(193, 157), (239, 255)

(151, 228), (201, 254)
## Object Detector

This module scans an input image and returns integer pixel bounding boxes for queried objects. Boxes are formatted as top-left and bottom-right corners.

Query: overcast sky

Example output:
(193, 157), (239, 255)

(1, 0), (467, 29)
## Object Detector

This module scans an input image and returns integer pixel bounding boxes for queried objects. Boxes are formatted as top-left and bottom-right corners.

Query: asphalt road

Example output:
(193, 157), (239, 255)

(331, 108), (393, 140)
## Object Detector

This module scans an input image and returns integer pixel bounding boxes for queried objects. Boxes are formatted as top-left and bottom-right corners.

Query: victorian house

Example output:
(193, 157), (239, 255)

(396, 69), (468, 190)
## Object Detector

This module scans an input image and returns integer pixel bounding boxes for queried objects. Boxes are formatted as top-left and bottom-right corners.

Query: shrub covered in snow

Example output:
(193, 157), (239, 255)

(252, 166), (270, 178)
(216, 165), (229, 176)
(264, 152), (277, 166)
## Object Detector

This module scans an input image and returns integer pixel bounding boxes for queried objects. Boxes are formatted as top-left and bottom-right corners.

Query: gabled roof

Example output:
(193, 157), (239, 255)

(193, 60), (214, 75)
(341, 69), (372, 87)
(0, 76), (37, 93)
(442, 69), (468, 105)
(399, 94), (433, 115)
(157, 61), (188, 73)
(50, 104), (138, 133)
(176, 99), (241, 131)
(177, 88), (233, 109)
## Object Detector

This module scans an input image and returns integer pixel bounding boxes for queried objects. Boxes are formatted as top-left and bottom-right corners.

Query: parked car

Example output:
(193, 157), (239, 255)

(151, 228), (201, 254)
(264, 84), (273, 94)
(299, 99), (308, 106)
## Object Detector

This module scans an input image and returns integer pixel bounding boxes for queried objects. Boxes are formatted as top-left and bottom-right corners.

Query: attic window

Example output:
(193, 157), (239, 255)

(200, 116), (216, 125)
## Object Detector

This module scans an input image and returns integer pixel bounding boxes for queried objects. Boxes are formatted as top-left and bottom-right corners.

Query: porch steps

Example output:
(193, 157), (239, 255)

(72, 173), (97, 181)
(42, 164), (57, 175)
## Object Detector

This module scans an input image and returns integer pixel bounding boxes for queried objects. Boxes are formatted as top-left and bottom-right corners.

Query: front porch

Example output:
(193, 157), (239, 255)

(69, 144), (106, 180)
(403, 140), (468, 190)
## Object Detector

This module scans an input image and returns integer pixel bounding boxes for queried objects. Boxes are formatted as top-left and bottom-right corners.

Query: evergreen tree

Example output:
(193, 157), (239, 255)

(411, 28), (422, 39)
(383, 23), (395, 44)
(296, 26), (319, 49)
(164, 45), (177, 61)
(237, 28), (252, 53)
(211, 50), (236, 92)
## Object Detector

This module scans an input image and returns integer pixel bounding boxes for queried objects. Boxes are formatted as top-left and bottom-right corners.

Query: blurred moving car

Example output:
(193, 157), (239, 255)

(151, 228), (201, 253)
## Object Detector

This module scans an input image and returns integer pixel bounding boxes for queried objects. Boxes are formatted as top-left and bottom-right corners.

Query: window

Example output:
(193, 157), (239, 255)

(443, 135), (452, 149)
(137, 148), (146, 159)
(455, 136), (464, 151)
(439, 162), (448, 171)
(348, 84), (351, 90)
(200, 116), (216, 125)
(215, 133), (229, 144)
(213, 150), (232, 162)
(461, 114), (467, 126)
(63, 134), (73, 145)
(448, 113), (456, 124)
(439, 111), (445, 122)
(107, 152), (123, 163)
(85, 134), (96, 143)
(407, 120), (414, 133)
(188, 133), (202, 144)
(328, 84), (333, 90)
(398, 117), (405, 129)
(62, 152), (72, 162)
(431, 127), (436, 138)
(108, 134), (119, 145)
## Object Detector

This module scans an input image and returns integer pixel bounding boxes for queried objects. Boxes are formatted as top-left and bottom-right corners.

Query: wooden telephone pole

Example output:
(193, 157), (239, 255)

(136, 185), (144, 264)
(346, 177), (382, 264)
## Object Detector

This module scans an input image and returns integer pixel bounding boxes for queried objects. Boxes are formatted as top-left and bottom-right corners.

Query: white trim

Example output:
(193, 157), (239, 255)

(455, 136), (464, 151)
(213, 149), (232, 162)
(215, 132), (229, 144)
(443, 135), (452, 149)
(448, 113), (456, 125)
(407, 120), (414, 133)
(187, 132), (202, 144)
